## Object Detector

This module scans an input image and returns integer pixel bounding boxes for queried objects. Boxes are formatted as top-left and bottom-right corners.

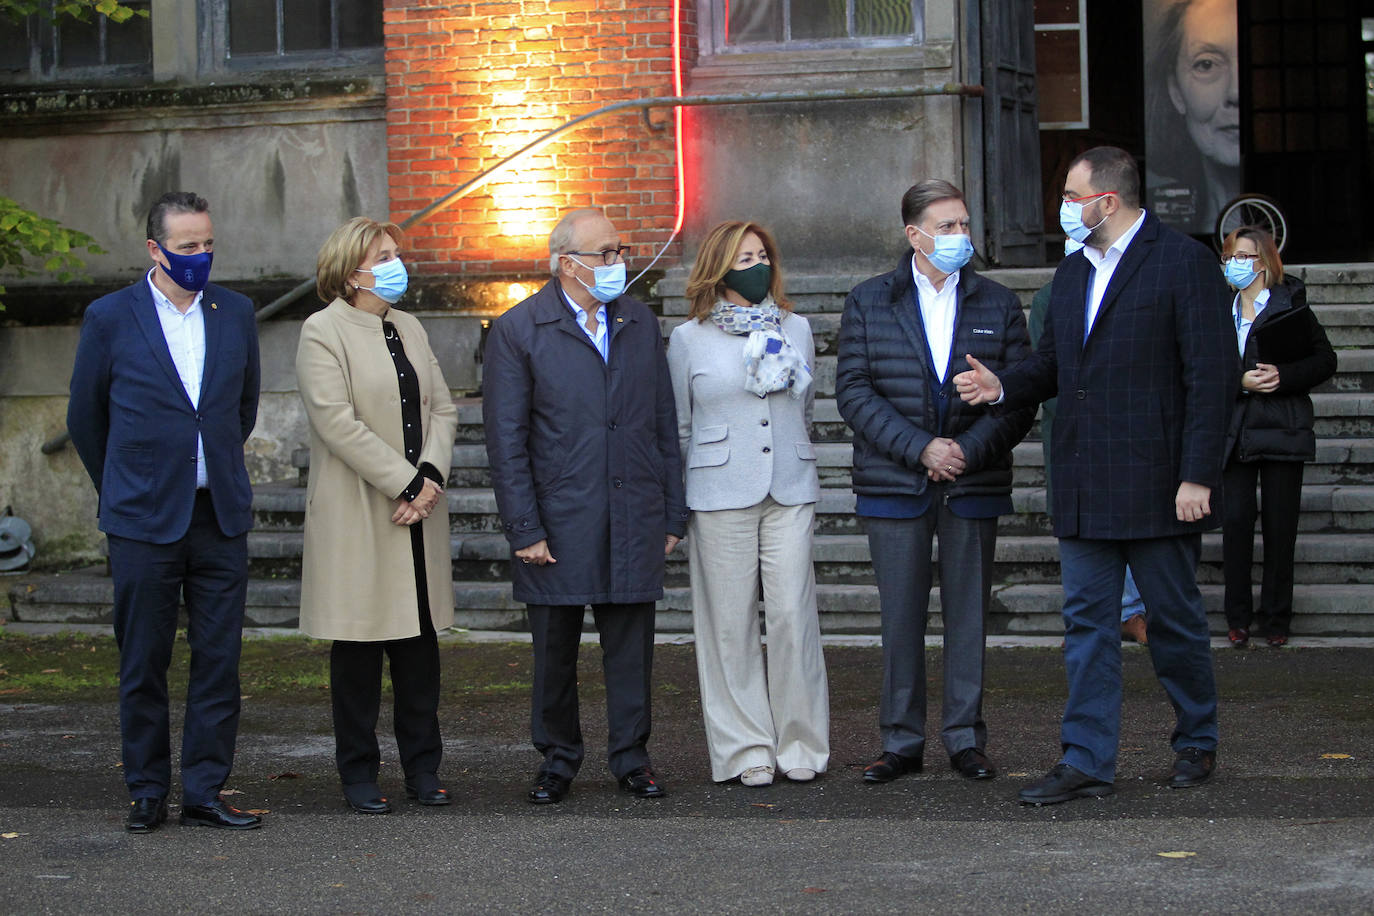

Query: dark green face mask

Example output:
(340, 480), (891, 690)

(723, 262), (772, 305)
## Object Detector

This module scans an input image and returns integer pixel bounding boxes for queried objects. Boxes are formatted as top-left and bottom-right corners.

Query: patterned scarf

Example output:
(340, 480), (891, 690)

(709, 298), (812, 399)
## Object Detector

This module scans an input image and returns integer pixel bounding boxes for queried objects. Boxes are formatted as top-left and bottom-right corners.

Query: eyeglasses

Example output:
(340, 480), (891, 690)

(1062, 191), (1118, 203)
(565, 246), (631, 266)
(1227, 252), (1262, 264)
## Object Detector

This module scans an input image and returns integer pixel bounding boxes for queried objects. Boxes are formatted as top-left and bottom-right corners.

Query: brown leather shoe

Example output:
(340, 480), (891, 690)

(1121, 613), (1148, 644)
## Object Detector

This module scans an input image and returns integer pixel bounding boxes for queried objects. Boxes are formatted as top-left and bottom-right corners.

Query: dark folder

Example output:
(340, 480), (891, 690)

(1253, 305), (1316, 365)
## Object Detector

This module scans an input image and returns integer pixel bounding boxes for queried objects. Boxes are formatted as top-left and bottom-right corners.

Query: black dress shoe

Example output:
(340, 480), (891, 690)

(1169, 747), (1216, 788)
(619, 766), (666, 799)
(950, 747), (997, 780)
(404, 773), (451, 806)
(1018, 763), (1114, 805)
(343, 782), (391, 814)
(179, 796), (263, 830)
(862, 751), (922, 783)
(528, 773), (572, 805)
(125, 797), (168, 833)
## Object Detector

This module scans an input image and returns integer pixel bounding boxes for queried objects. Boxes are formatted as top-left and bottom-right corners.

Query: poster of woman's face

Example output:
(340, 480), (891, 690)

(1144, 0), (1240, 235)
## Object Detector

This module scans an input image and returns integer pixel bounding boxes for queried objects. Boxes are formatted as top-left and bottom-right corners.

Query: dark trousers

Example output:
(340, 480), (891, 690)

(107, 490), (247, 806)
(527, 602), (655, 780)
(865, 509), (997, 759)
(330, 531), (441, 787)
(1222, 459), (1304, 636)
(1058, 534), (1218, 782)
(329, 632), (442, 786)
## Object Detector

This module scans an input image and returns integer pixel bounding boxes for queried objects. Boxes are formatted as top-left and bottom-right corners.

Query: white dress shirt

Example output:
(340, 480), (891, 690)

(147, 270), (208, 488)
(911, 254), (960, 381)
(1233, 287), (1271, 356)
(560, 288), (609, 362)
(1082, 208), (1147, 337)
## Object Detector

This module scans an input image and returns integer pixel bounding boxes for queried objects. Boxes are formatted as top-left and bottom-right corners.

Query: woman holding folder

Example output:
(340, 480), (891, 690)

(1220, 227), (1336, 648)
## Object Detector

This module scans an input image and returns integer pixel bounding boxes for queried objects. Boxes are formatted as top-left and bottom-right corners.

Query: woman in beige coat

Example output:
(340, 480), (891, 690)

(296, 217), (458, 814)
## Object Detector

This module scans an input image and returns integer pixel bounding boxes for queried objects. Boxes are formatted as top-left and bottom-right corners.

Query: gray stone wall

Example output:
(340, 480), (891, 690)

(0, 315), (483, 567)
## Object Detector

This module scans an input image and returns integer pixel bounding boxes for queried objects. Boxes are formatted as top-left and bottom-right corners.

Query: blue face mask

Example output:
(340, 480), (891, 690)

(915, 226), (974, 274)
(1223, 257), (1261, 290)
(356, 257), (409, 304)
(1063, 237), (1084, 257)
(570, 258), (627, 303)
(1059, 195), (1110, 243)
(156, 244), (213, 292)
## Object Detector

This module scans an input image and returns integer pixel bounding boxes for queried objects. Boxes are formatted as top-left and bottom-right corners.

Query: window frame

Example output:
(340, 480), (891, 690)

(0, 1), (153, 85)
(1034, 0), (1089, 130)
(704, 0), (925, 56)
(198, 0), (384, 75)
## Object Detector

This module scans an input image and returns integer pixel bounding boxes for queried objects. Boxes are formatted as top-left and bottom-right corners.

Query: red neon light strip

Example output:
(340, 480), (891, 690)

(672, 0), (685, 233)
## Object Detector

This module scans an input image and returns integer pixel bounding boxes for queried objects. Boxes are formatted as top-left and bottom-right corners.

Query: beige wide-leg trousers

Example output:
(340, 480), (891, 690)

(688, 496), (830, 782)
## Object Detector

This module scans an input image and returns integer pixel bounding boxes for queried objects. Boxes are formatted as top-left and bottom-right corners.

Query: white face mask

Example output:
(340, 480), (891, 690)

(569, 257), (626, 303)
(1059, 193), (1111, 243)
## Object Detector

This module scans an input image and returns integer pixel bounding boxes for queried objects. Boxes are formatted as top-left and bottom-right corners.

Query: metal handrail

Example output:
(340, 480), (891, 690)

(252, 83), (982, 323)
(42, 82), (980, 455)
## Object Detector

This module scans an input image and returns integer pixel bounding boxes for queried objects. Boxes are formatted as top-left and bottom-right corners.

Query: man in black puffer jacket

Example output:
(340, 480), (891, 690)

(836, 179), (1034, 786)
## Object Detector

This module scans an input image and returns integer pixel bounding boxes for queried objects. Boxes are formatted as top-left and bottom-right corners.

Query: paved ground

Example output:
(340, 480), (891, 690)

(2, 629), (1372, 914)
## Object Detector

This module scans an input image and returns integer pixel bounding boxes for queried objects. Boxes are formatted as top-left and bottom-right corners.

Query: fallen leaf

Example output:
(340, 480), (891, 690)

(269, 772), (301, 780)
(803, 887), (827, 894)
(41, 668), (59, 674)
(245, 809), (270, 816)
(61, 735), (75, 739)
(330, 884), (345, 888)
(213, 856), (229, 861)
(1157, 851), (1197, 859)
(750, 803), (776, 809)
(2, 832), (25, 839)
(220, 789), (244, 796)
(1320, 753), (1352, 760)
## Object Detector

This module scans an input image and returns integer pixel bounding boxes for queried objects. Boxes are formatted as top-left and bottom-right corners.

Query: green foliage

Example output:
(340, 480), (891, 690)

(0, 196), (106, 311)
(0, 0), (148, 23)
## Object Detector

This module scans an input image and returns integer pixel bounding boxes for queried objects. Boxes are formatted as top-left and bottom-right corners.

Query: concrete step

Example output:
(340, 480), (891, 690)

(240, 529), (1374, 588)
(291, 435), (1374, 493)
(249, 481), (1374, 539)
(10, 566), (1374, 637)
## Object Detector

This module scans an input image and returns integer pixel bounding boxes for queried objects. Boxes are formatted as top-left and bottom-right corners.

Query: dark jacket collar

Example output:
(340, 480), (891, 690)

(887, 252), (981, 304)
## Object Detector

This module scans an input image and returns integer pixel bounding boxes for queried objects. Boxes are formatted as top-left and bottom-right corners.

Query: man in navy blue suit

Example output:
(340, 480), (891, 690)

(955, 147), (1236, 804)
(68, 192), (263, 831)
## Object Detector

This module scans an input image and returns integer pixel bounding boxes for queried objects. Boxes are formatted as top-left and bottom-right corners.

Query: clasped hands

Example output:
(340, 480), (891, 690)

(392, 477), (443, 526)
(921, 437), (966, 482)
(1241, 362), (1280, 393)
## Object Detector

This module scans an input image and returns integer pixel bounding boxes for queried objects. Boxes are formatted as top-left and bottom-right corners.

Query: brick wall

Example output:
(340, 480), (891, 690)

(383, 0), (693, 280)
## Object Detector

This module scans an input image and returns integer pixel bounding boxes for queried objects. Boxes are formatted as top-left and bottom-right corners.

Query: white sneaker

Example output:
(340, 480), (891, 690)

(785, 767), (816, 782)
(740, 766), (774, 787)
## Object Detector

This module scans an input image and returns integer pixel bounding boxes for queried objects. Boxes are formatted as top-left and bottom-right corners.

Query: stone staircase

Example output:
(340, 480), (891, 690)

(10, 265), (1374, 635)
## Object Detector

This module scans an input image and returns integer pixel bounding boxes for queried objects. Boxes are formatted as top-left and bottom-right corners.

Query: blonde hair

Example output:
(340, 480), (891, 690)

(684, 221), (790, 321)
(316, 217), (405, 303)
(1222, 226), (1283, 289)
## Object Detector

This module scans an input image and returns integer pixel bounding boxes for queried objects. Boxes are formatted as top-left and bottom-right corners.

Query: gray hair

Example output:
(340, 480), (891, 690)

(900, 179), (965, 227)
(547, 208), (604, 275)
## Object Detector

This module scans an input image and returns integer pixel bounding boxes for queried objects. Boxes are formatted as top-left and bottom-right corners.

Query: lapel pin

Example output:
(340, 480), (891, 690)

(616, 316), (624, 323)
(210, 303), (217, 310)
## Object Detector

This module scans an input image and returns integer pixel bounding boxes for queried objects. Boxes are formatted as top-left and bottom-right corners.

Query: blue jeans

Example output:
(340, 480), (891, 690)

(1058, 535), (1218, 781)
(1121, 566), (1145, 621)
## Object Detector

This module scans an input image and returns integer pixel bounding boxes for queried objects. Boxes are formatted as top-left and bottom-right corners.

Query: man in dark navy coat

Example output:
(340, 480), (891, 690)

(483, 208), (688, 804)
(68, 192), (262, 832)
(955, 147), (1236, 804)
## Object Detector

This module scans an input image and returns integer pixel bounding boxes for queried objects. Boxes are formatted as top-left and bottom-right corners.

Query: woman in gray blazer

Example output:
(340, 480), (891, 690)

(668, 221), (829, 787)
